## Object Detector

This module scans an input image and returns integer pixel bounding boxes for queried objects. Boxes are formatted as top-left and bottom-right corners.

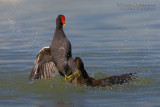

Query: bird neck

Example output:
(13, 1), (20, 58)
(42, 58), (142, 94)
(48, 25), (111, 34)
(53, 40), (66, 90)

(56, 25), (64, 33)
(53, 25), (66, 40)
(56, 24), (63, 30)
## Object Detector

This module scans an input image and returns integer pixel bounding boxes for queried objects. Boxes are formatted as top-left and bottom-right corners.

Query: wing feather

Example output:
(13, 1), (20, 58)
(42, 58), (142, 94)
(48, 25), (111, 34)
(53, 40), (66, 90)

(29, 47), (58, 80)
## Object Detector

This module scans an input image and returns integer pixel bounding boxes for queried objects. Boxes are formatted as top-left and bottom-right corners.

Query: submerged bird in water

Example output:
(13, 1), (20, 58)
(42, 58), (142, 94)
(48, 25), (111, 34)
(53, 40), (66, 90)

(29, 14), (77, 80)
(68, 57), (136, 87)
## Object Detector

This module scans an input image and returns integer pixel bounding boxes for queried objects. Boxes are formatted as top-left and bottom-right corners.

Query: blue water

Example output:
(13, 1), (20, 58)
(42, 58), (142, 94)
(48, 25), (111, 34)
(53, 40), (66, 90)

(0, 0), (160, 107)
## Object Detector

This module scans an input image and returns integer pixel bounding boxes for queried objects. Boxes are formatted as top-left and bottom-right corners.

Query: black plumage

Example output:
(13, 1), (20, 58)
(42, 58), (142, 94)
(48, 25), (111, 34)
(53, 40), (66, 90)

(29, 14), (136, 85)
(50, 14), (76, 77)
(68, 57), (136, 87)
(29, 14), (76, 80)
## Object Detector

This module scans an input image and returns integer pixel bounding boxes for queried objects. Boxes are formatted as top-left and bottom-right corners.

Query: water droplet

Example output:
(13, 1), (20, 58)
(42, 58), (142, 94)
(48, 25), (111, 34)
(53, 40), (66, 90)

(51, 84), (54, 88)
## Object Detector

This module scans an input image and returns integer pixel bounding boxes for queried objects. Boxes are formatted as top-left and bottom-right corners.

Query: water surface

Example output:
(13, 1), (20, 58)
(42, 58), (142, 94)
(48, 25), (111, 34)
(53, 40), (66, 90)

(0, 0), (160, 107)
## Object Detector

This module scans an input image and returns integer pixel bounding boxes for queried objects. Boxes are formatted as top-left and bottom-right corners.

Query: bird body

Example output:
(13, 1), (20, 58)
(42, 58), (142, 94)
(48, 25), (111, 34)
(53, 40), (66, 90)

(68, 57), (136, 87)
(29, 14), (76, 80)
(50, 14), (75, 76)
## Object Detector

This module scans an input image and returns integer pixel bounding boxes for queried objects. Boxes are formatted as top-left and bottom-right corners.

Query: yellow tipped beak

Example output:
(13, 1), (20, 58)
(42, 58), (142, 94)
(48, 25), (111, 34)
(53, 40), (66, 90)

(63, 24), (66, 26)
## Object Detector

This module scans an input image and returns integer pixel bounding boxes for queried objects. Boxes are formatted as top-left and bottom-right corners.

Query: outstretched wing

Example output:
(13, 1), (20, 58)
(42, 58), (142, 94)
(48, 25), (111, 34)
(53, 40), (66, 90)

(29, 47), (58, 80)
